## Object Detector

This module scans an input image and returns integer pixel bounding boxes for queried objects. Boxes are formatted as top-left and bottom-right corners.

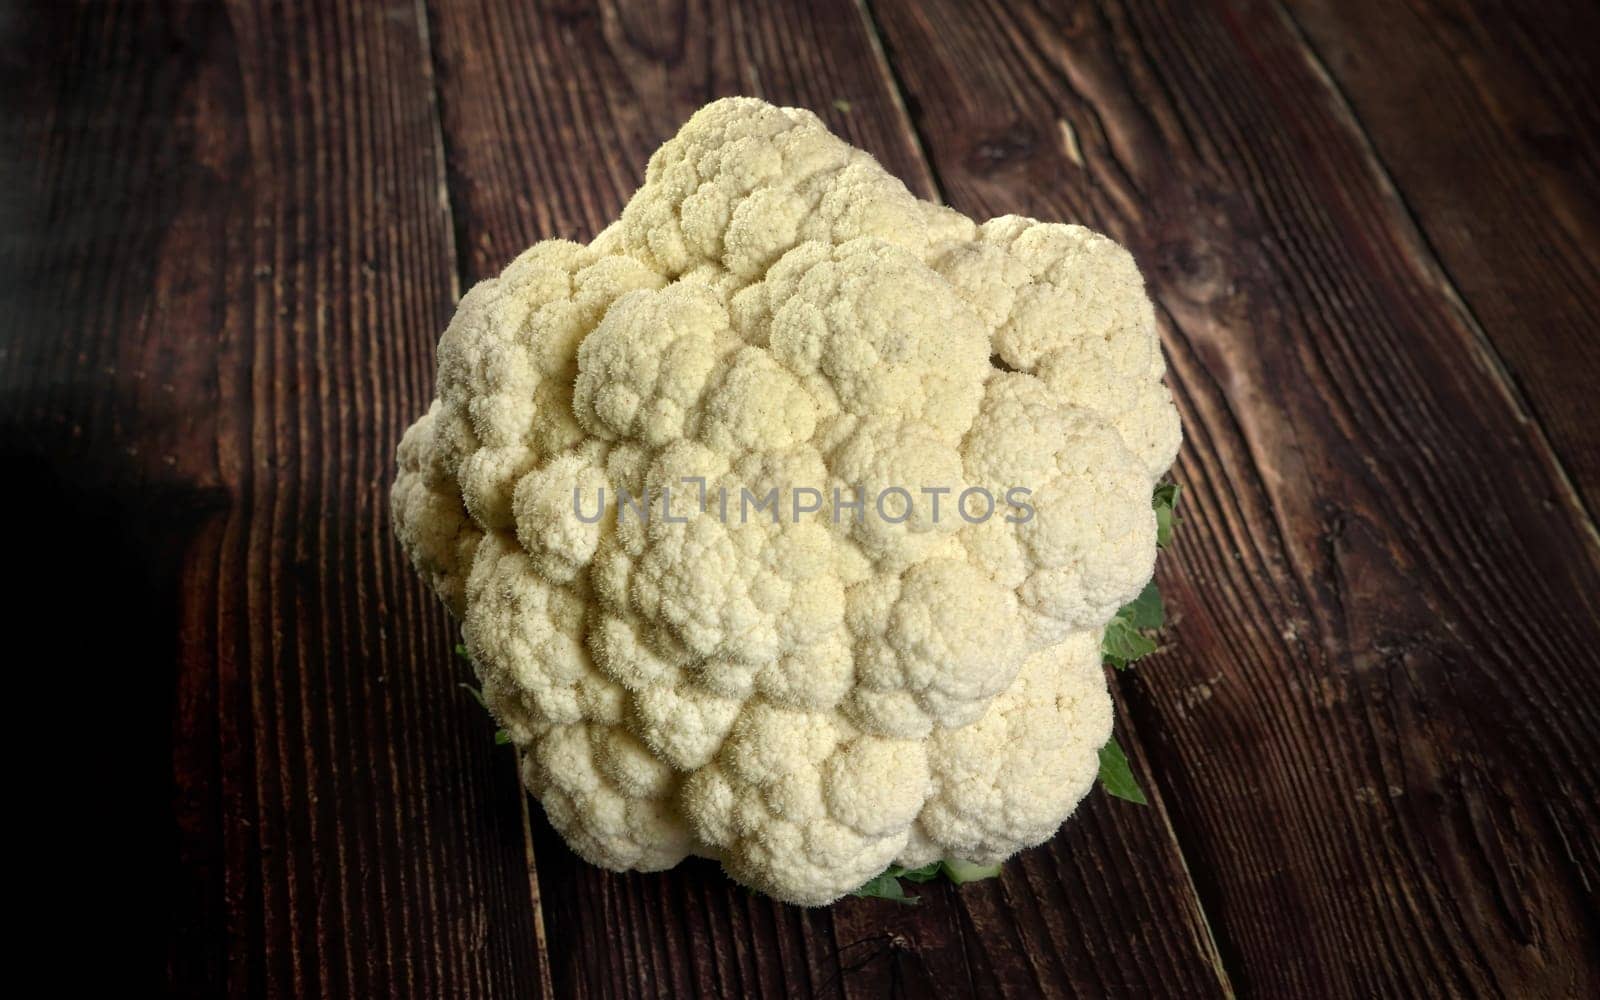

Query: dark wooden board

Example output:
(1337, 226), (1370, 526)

(1284, 0), (1600, 514)
(0, 1), (548, 995)
(422, 0), (1228, 996)
(865, 0), (1600, 995)
(6, 0), (1600, 994)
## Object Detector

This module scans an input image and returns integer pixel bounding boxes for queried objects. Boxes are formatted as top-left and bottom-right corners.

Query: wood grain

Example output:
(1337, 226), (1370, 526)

(0, 0), (547, 994)
(8, 0), (1599, 994)
(422, 0), (1228, 995)
(865, 0), (1600, 994)
(1283, 0), (1600, 515)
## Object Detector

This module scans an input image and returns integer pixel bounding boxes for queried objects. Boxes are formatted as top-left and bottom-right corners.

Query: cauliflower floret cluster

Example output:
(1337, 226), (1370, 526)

(392, 98), (1180, 905)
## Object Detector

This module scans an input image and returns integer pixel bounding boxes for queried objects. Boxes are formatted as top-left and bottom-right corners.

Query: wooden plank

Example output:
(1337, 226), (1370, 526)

(1282, 0), (1600, 514)
(866, 0), (1600, 994)
(0, 1), (549, 994)
(423, 0), (1229, 995)
(425, 0), (939, 275)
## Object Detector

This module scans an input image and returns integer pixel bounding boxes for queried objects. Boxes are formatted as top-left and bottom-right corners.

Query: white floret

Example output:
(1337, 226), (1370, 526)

(916, 632), (1113, 861)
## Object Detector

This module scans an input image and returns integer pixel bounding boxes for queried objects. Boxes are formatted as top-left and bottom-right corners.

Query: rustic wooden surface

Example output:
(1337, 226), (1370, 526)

(3, 0), (1596, 996)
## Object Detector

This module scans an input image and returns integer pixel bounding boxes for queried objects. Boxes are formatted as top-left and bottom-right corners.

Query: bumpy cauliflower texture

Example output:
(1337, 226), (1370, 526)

(392, 98), (1180, 904)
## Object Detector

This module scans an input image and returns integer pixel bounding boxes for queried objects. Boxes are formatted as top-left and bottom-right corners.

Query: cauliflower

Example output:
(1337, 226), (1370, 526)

(391, 98), (1181, 905)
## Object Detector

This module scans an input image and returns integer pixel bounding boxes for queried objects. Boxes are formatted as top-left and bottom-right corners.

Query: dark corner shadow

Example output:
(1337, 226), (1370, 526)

(0, 393), (232, 991)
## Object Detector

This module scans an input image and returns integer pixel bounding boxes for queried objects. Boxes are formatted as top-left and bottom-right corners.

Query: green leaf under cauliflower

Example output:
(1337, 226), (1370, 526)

(851, 869), (920, 904)
(896, 861), (945, 884)
(1097, 737), (1148, 805)
(1153, 482), (1181, 549)
(850, 859), (1003, 902)
(1102, 580), (1164, 670)
(940, 858), (1005, 884)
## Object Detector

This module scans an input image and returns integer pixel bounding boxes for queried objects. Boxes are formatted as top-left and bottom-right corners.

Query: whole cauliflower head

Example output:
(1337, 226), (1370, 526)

(392, 98), (1180, 905)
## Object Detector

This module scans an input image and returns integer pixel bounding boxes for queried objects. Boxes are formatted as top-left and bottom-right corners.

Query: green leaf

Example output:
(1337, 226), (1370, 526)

(1122, 579), (1165, 630)
(849, 858), (1004, 901)
(454, 643), (471, 661)
(1102, 616), (1158, 670)
(898, 862), (944, 884)
(494, 729), (512, 746)
(941, 858), (1003, 884)
(851, 871), (919, 904)
(1103, 578), (1166, 670)
(1098, 737), (1148, 805)
(1153, 482), (1181, 549)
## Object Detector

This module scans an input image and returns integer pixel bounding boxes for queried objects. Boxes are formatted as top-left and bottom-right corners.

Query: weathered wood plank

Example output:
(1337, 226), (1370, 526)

(423, 0), (1229, 995)
(0, 0), (549, 994)
(425, 0), (938, 276)
(866, 0), (1600, 994)
(1283, 0), (1600, 516)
